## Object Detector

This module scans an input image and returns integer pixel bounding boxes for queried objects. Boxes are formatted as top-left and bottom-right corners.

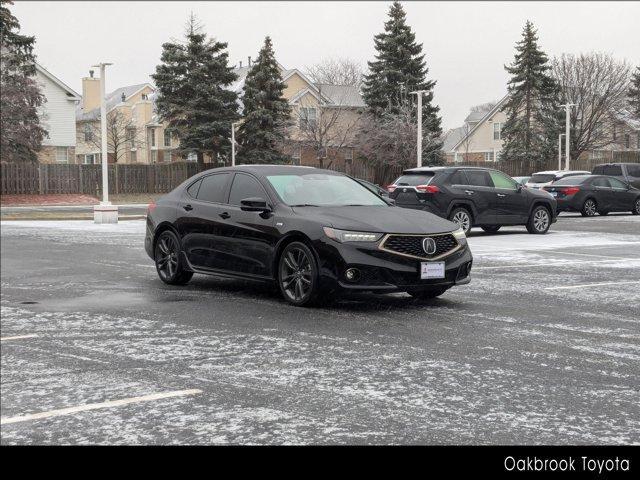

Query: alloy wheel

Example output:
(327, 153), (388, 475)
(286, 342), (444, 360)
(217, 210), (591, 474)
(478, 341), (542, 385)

(155, 234), (179, 280)
(584, 199), (597, 216)
(280, 247), (313, 302)
(452, 211), (471, 233)
(533, 208), (549, 232)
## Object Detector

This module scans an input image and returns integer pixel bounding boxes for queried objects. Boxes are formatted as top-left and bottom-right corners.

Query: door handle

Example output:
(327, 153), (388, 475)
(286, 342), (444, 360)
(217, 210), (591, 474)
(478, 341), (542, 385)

(183, 204), (193, 211)
(497, 193), (506, 198)
(464, 190), (475, 195)
(219, 212), (230, 219)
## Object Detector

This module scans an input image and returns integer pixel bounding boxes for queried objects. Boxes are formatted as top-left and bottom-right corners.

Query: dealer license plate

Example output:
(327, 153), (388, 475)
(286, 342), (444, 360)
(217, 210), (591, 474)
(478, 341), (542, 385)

(420, 262), (445, 279)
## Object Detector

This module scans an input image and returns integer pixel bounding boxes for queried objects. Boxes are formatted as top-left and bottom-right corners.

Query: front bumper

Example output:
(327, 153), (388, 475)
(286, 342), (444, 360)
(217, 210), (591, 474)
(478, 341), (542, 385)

(314, 236), (473, 293)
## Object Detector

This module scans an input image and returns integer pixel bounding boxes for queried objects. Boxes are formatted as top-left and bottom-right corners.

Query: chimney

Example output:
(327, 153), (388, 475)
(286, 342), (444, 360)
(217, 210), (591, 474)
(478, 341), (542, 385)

(248, 56), (252, 67)
(82, 71), (101, 113)
(121, 92), (126, 103)
(239, 60), (242, 68)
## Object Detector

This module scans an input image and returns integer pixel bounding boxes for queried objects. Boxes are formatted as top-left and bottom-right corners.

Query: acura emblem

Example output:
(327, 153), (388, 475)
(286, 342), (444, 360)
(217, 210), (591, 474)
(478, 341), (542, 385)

(422, 237), (437, 255)
(402, 188), (407, 193)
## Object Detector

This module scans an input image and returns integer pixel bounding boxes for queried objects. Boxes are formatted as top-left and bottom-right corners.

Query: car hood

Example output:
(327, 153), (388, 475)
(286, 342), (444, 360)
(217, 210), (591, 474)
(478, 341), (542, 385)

(292, 205), (459, 234)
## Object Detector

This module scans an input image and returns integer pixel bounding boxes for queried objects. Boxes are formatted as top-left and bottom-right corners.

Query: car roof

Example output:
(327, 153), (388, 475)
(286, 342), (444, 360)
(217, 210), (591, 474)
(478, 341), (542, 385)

(402, 166), (495, 174)
(533, 170), (591, 175)
(197, 165), (342, 177)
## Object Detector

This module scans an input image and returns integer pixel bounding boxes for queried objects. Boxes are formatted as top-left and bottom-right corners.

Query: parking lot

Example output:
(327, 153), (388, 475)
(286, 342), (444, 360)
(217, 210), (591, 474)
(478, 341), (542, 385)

(1, 213), (639, 444)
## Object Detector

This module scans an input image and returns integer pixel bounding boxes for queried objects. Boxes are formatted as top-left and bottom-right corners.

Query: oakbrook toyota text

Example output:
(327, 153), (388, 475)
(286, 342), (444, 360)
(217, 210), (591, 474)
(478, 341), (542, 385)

(504, 456), (630, 473)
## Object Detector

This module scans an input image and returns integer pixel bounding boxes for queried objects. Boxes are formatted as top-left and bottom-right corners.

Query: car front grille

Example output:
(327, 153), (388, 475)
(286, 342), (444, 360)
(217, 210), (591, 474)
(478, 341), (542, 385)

(380, 233), (460, 260)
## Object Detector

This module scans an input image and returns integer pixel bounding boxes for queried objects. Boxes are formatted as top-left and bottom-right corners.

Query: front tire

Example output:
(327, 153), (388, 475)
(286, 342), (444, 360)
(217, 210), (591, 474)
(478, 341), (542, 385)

(154, 230), (193, 285)
(407, 286), (448, 299)
(481, 225), (501, 234)
(633, 198), (640, 215)
(526, 205), (551, 234)
(581, 198), (597, 217)
(278, 241), (320, 307)
(449, 207), (473, 235)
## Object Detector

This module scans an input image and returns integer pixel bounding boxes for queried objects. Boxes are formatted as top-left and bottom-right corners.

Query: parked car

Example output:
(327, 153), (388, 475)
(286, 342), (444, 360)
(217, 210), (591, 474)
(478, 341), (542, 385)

(592, 163), (640, 189)
(386, 166), (557, 235)
(543, 174), (640, 216)
(145, 166), (473, 306)
(356, 178), (389, 197)
(525, 170), (591, 190)
(512, 176), (531, 186)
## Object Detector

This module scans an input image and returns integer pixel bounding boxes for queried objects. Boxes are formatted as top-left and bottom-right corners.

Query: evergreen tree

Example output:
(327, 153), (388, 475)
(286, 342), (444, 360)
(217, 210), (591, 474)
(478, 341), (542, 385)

(628, 66), (640, 117)
(362, 1), (442, 163)
(501, 21), (560, 164)
(152, 14), (238, 164)
(237, 36), (291, 164)
(0, 0), (47, 162)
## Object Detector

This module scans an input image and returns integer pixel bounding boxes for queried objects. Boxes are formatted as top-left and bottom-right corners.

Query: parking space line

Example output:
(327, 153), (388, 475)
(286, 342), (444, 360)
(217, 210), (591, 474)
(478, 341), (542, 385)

(545, 281), (640, 291)
(0, 389), (202, 425)
(548, 251), (639, 260)
(0, 334), (38, 341)
(473, 258), (639, 270)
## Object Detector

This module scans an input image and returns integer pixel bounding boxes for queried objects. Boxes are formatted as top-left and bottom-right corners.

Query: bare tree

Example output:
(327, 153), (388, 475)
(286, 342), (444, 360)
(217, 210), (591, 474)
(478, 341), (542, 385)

(295, 86), (362, 168)
(552, 52), (631, 160)
(86, 110), (145, 163)
(304, 58), (364, 87)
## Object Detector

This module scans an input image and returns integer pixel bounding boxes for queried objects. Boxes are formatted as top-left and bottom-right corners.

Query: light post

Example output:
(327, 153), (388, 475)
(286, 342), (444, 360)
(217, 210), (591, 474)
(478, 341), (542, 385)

(231, 121), (241, 167)
(410, 90), (428, 168)
(558, 133), (565, 171)
(92, 62), (118, 224)
(560, 103), (576, 171)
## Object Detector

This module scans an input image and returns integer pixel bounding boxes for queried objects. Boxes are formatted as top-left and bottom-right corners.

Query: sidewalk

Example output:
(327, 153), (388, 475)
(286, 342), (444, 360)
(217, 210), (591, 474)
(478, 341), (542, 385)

(0, 193), (161, 207)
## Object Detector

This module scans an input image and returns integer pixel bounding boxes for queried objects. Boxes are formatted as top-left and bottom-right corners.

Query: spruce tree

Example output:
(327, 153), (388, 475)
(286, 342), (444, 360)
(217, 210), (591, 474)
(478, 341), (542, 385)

(0, 0), (47, 162)
(152, 14), (238, 164)
(237, 36), (291, 164)
(628, 66), (640, 117)
(362, 1), (442, 163)
(501, 21), (560, 164)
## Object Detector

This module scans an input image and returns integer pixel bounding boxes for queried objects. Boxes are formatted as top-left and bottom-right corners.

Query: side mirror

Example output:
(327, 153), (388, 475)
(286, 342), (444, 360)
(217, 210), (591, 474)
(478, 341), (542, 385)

(240, 197), (270, 212)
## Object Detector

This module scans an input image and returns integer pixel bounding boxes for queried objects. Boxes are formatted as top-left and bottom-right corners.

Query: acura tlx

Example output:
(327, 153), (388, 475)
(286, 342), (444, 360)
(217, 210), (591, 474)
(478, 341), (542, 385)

(145, 165), (473, 306)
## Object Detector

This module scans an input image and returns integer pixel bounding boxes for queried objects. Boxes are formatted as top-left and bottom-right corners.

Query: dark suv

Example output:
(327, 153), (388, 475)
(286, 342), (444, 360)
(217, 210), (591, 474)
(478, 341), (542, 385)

(592, 163), (640, 189)
(387, 166), (557, 235)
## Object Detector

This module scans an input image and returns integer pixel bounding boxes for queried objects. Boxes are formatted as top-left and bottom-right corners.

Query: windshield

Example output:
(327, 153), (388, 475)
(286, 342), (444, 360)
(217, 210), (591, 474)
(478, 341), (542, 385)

(267, 174), (388, 207)
(552, 175), (591, 185)
(529, 174), (556, 183)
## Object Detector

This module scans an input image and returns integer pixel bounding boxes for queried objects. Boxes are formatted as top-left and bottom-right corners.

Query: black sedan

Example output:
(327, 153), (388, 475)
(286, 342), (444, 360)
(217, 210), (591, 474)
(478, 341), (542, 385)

(543, 174), (640, 216)
(145, 166), (472, 306)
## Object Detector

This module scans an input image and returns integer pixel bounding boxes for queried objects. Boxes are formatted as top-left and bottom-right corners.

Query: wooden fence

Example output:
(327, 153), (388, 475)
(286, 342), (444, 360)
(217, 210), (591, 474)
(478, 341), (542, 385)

(1, 152), (638, 195)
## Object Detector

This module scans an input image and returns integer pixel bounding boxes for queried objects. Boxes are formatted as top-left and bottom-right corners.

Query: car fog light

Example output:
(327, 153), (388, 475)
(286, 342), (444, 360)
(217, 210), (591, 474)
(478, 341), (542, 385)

(345, 268), (361, 282)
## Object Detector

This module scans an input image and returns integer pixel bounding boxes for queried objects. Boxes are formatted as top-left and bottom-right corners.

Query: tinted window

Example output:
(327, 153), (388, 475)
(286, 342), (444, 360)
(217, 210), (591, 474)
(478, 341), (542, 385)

(591, 177), (610, 187)
(489, 171), (518, 189)
(603, 165), (623, 176)
(608, 177), (628, 189)
(186, 179), (202, 198)
(464, 170), (492, 187)
(228, 174), (266, 205)
(626, 164), (640, 177)
(394, 173), (434, 186)
(529, 174), (556, 183)
(197, 173), (230, 203)
(449, 170), (468, 185)
(553, 175), (591, 185)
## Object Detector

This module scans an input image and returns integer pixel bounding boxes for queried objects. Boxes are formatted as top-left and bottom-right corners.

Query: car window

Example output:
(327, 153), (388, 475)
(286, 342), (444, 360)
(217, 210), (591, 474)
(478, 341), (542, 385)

(394, 173), (434, 186)
(186, 178), (202, 198)
(196, 173), (230, 203)
(449, 170), (468, 185)
(591, 177), (610, 187)
(553, 175), (590, 185)
(603, 165), (623, 176)
(626, 164), (640, 177)
(529, 174), (556, 183)
(228, 173), (267, 205)
(608, 177), (628, 189)
(464, 170), (492, 187)
(489, 171), (518, 190)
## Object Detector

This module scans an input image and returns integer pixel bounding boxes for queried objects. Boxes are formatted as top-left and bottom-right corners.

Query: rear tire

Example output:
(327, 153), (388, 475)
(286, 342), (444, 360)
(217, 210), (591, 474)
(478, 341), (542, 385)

(278, 241), (320, 307)
(154, 230), (193, 285)
(481, 225), (501, 234)
(407, 286), (448, 299)
(526, 205), (551, 234)
(449, 207), (472, 235)
(633, 198), (640, 215)
(581, 198), (597, 217)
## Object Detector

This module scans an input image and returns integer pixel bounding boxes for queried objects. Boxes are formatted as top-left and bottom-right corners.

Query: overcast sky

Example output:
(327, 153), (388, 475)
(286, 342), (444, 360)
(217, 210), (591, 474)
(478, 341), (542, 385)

(12, 1), (640, 129)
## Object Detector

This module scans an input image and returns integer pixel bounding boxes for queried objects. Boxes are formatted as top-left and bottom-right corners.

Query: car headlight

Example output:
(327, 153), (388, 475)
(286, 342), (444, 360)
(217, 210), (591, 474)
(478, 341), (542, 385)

(323, 227), (383, 243)
(452, 227), (467, 245)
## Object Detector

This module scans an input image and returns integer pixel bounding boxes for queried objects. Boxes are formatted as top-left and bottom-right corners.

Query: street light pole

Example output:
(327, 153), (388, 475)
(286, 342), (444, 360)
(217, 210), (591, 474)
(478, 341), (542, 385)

(231, 121), (240, 167)
(558, 133), (565, 171)
(560, 103), (575, 171)
(92, 62), (117, 223)
(410, 90), (427, 168)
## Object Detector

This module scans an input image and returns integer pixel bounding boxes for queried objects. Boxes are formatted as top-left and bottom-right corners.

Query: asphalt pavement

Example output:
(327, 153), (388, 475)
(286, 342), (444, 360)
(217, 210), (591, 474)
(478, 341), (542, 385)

(1, 213), (639, 444)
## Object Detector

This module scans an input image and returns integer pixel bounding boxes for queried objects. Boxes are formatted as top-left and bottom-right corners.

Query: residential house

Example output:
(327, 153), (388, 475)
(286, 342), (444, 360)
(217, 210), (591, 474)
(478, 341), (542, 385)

(586, 109), (640, 161)
(35, 63), (81, 163)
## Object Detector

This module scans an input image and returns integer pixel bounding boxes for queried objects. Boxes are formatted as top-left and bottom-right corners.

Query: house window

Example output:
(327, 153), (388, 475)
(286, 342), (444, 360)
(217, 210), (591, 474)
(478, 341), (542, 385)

(165, 149), (172, 163)
(83, 123), (93, 142)
(150, 150), (157, 163)
(484, 151), (494, 162)
(300, 107), (317, 130)
(291, 146), (301, 165)
(625, 134), (630, 149)
(83, 153), (96, 164)
(493, 122), (502, 140)
(130, 150), (137, 163)
(149, 128), (156, 147)
(187, 152), (197, 162)
(343, 148), (353, 163)
(164, 129), (171, 147)
(127, 128), (136, 148)
(56, 147), (68, 163)
(612, 126), (617, 141)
